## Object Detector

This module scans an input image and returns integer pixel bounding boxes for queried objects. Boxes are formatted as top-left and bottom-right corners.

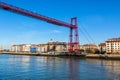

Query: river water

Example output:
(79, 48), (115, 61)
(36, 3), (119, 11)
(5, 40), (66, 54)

(0, 54), (120, 80)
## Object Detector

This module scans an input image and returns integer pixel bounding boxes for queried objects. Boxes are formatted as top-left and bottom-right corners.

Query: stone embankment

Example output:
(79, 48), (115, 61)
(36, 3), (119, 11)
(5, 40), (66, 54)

(1, 52), (120, 60)
(86, 54), (120, 60)
(0, 52), (71, 56)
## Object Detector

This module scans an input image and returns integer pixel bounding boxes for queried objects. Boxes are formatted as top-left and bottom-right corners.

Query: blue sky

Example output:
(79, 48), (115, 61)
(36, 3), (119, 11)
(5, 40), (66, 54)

(0, 0), (120, 49)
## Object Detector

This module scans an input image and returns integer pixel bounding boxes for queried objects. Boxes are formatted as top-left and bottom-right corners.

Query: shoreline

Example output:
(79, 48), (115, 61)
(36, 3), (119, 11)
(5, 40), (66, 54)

(1, 52), (120, 60)
(0, 52), (86, 57)
(86, 54), (120, 60)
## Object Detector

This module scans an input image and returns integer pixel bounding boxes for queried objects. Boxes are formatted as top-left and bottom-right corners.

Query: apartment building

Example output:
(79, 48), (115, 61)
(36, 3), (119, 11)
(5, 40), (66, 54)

(106, 37), (120, 54)
(11, 44), (36, 52)
(11, 45), (22, 52)
(22, 44), (31, 52)
(37, 44), (48, 53)
(50, 42), (67, 52)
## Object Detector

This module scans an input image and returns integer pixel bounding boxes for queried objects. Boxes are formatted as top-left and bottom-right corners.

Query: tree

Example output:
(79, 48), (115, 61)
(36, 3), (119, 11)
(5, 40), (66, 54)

(94, 49), (100, 54)
(86, 49), (94, 54)
(80, 49), (84, 52)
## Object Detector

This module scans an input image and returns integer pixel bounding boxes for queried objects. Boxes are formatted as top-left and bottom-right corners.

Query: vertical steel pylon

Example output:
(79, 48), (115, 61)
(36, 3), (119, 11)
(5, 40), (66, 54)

(68, 17), (79, 53)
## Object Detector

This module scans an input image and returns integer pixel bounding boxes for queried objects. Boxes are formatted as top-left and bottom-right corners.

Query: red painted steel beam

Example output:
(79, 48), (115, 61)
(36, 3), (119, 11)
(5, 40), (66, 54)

(0, 2), (76, 29)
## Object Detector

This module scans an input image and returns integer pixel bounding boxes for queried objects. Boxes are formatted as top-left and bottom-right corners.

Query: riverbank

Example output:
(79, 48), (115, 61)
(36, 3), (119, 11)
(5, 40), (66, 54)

(86, 54), (120, 60)
(1, 52), (120, 60)
(0, 52), (85, 57)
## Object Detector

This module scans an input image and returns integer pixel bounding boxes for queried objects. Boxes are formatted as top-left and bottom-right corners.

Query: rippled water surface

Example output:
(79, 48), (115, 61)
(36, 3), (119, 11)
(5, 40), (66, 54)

(0, 54), (120, 80)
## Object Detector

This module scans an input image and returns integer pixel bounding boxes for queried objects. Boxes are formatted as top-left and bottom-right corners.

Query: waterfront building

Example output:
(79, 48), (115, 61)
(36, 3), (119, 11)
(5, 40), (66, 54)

(48, 39), (67, 52)
(22, 44), (31, 52)
(80, 44), (98, 53)
(51, 42), (67, 52)
(37, 44), (48, 53)
(11, 45), (22, 52)
(98, 43), (106, 53)
(30, 44), (37, 53)
(105, 37), (120, 54)
(55, 44), (66, 52)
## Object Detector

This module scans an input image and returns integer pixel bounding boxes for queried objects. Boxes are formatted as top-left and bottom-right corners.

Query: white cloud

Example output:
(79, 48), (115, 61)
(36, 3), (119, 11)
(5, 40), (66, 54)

(52, 30), (61, 33)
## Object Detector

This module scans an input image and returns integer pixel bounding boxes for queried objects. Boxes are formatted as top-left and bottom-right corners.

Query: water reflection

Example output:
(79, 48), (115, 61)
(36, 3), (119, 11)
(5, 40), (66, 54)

(86, 59), (120, 80)
(68, 58), (80, 80)
(0, 54), (120, 80)
(101, 60), (120, 80)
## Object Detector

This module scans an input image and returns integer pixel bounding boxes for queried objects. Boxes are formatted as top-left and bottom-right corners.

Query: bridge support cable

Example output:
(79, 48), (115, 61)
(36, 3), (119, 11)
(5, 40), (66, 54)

(79, 22), (96, 44)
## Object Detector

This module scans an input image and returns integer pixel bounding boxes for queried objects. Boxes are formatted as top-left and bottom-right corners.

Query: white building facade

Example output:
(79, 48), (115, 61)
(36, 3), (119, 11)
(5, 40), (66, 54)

(106, 37), (120, 54)
(11, 45), (22, 52)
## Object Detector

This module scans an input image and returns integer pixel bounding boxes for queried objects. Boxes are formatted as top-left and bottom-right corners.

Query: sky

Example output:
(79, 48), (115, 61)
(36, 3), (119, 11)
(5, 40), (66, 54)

(0, 0), (120, 49)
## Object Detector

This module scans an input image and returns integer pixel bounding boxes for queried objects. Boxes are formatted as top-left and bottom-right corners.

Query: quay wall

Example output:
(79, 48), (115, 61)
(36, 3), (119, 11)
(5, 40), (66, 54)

(1, 52), (120, 60)
(86, 54), (120, 60)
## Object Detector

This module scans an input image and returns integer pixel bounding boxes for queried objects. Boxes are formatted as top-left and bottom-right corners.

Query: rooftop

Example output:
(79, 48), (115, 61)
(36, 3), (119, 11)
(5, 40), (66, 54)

(106, 37), (120, 42)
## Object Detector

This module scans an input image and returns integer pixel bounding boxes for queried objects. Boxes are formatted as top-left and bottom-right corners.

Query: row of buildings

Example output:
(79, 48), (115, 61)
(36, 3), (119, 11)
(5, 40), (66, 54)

(10, 39), (67, 53)
(9, 37), (120, 54)
(10, 39), (99, 53)
(80, 37), (120, 54)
